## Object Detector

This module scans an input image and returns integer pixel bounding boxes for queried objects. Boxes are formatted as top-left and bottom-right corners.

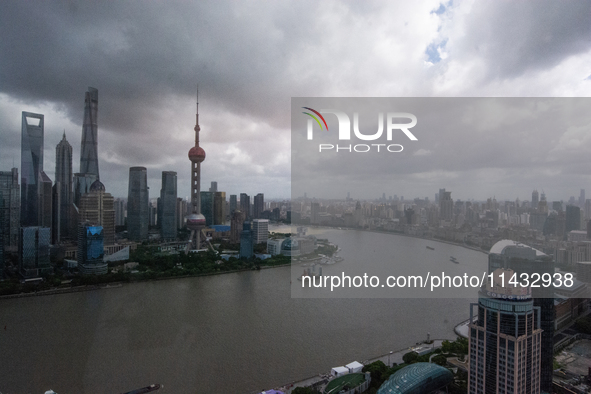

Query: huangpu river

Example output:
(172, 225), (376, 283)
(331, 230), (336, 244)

(0, 226), (487, 393)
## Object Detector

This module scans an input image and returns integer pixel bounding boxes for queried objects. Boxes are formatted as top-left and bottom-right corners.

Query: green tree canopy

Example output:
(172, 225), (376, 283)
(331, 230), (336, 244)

(402, 351), (419, 364)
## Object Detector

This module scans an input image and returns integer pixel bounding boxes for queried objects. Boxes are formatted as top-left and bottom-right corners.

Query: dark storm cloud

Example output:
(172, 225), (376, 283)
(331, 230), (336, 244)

(1, 1), (313, 197)
(1, 1), (296, 127)
(447, 1), (591, 80)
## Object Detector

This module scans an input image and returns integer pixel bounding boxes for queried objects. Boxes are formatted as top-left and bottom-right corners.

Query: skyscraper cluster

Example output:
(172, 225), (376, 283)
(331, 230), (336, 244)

(1, 87), (118, 277)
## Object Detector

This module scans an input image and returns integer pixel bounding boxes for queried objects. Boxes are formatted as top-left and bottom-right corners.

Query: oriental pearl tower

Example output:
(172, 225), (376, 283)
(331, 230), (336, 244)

(186, 89), (207, 250)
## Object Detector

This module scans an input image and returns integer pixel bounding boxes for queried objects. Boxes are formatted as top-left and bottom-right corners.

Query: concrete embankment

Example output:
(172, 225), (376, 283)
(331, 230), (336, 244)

(0, 283), (123, 300)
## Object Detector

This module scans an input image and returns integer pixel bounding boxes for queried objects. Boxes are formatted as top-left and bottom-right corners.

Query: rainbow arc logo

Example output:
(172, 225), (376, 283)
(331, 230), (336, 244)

(302, 107), (328, 131)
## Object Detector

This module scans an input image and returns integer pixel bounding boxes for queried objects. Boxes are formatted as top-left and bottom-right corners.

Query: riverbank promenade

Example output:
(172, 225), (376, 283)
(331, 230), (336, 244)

(265, 339), (447, 394)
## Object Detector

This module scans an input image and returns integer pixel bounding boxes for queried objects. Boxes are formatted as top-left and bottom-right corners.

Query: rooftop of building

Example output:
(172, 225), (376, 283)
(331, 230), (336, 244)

(89, 180), (105, 192)
(377, 362), (453, 394)
(489, 239), (547, 257)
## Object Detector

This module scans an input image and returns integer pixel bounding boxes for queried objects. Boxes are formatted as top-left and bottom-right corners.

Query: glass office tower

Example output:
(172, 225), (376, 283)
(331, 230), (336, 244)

(20, 112), (44, 227)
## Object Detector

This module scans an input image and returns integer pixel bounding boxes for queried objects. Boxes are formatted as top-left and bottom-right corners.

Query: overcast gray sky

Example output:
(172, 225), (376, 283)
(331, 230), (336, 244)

(292, 98), (591, 201)
(1, 1), (590, 200)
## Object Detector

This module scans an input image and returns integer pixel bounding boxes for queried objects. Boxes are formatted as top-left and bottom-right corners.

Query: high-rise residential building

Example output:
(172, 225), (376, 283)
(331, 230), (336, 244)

(209, 181), (217, 192)
(531, 190), (539, 210)
(229, 194), (237, 215)
(200, 191), (214, 226)
(311, 202), (320, 224)
(468, 279), (542, 394)
(565, 205), (581, 234)
(240, 221), (253, 259)
(21, 112), (47, 227)
(253, 193), (264, 219)
(585, 199), (591, 221)
(240, 193), (250, 219)
(0, 168), (20, 251)
(230, 210), (245, 243)
(39, 171), (53, 238)
(149, 201), (156, 227)
(252, 219), (269, 244)
(542, 213), (557, 236)
(439, 190), (453, 221)
(186, 91), (207, 249)
(77, 224), (107, 275)
(55, 132), (73, 239)
(19, 226), (52, 278)
(579, 189), (585, 208)
(271, 207), (280, 221)
(127, 167), (149, 241)
(176, 198), (187, 229)
(114, 198), (126, 226)
(156, 198), (161, 227)
(487, 240), (554, 392)
(214, 191), (226, 225)
(160, 171), (177, 240)
(437, 188), (445, 204)
(51, 181), (61, 244)
(78, 180), (115, 245)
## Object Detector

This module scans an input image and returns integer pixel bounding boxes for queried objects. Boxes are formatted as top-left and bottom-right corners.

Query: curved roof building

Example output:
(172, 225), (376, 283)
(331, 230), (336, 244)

(377, 363), (453, 394)
(488, 239), (547, 257)
(89, 179), (105, 192)
(281, 238), (300, 256)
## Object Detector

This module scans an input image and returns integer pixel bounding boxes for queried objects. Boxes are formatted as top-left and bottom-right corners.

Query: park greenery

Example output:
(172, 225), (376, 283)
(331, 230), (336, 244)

(0, 230), (340, 297)
(0, 242), (292, 296)
(127, 244), (291, 279)
(361, 337), (468, 393)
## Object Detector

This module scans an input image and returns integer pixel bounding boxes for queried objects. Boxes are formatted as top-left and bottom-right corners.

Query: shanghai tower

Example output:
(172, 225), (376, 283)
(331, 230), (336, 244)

(80, 87), (99, 178)
(186, 90), (206, 251)
(74, 87), (99, 206)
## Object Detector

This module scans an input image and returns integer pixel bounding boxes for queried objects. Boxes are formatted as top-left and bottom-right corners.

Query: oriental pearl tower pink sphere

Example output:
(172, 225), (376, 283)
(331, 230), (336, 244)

(188, 146), (206, 163)
(186, 90), (207, 238)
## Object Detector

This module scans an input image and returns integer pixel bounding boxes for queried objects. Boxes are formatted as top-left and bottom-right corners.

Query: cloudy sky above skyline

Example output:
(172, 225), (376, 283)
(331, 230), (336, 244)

(292, 97), (591, 202)
(1, 1), (591, 201)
